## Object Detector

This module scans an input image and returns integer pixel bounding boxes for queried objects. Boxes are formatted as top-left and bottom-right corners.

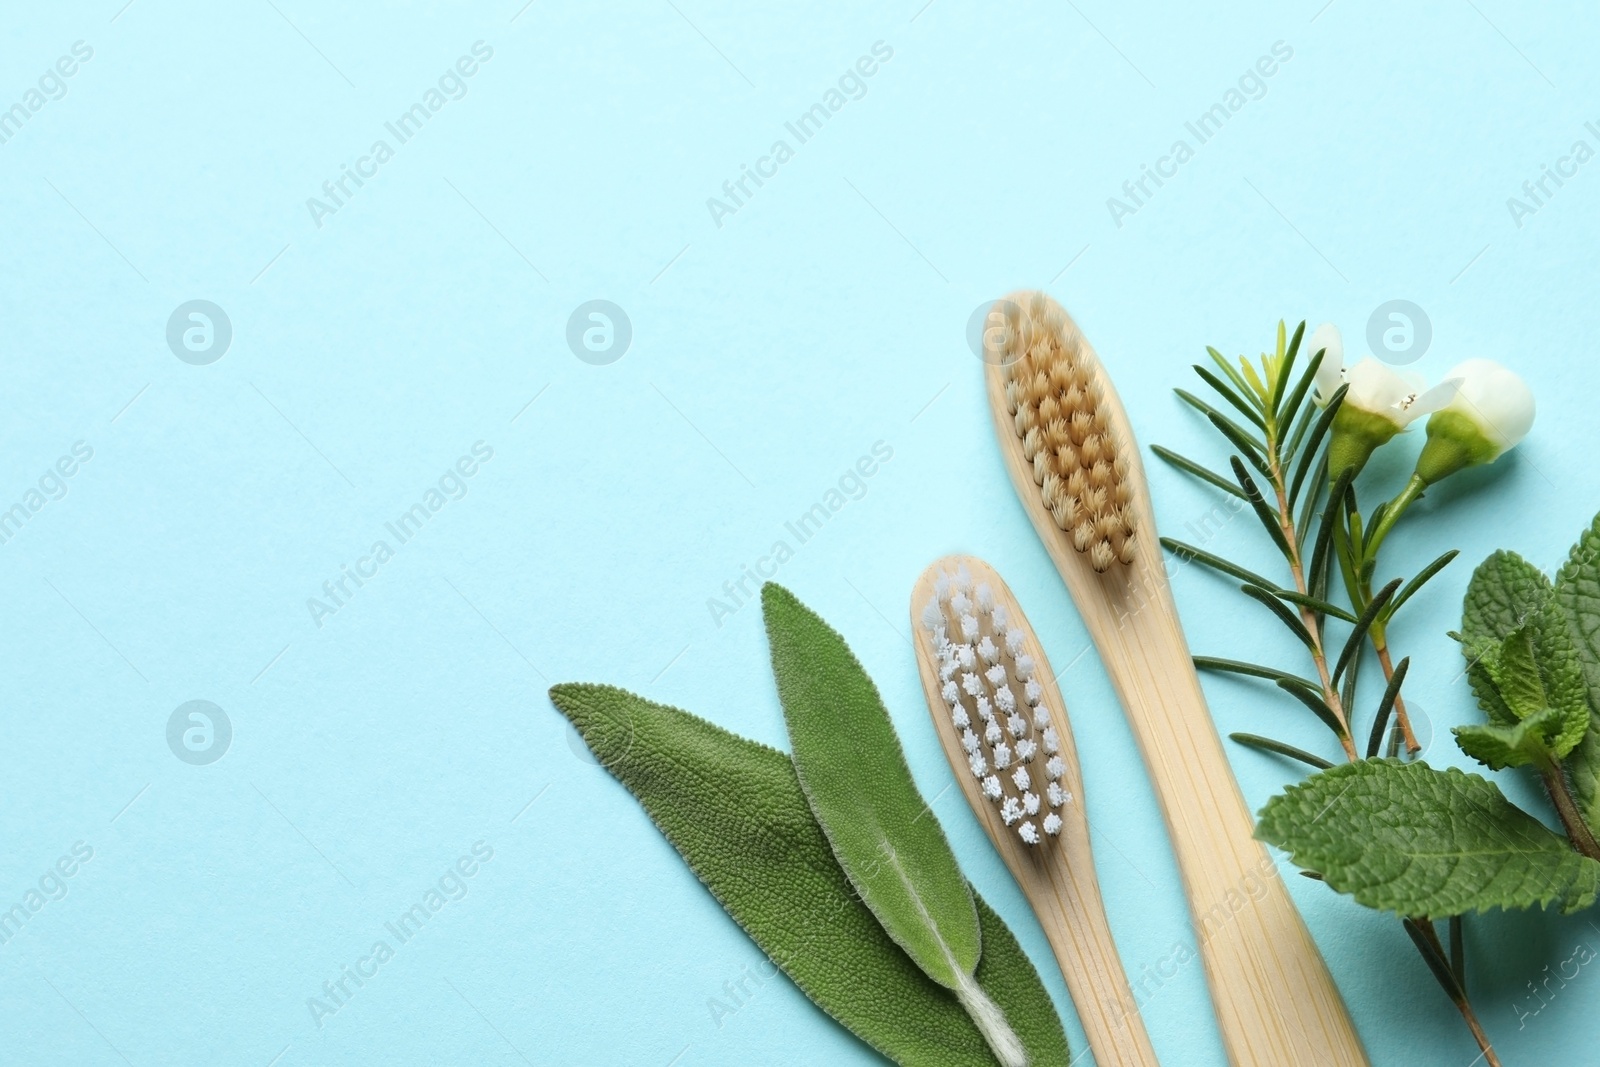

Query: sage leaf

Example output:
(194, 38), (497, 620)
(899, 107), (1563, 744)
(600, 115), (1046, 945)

(1256, 759), (1600, 916)
(548, 683), (1070, 1067)
(1554, 511), (1600, 830)
(762, 584), (1026, 1067)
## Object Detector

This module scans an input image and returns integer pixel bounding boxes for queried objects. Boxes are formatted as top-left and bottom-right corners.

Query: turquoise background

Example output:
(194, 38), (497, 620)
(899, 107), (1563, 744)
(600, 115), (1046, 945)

(4, 0), (1599, 1063)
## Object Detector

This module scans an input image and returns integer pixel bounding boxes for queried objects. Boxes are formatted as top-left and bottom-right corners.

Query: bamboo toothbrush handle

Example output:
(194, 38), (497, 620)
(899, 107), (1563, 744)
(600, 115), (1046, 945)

(1019, 828), (1163, 1067)
(913, 560), (1160, 1067)
(1101, 565), (1364, 1066)
(980, 298), (1367, 1065)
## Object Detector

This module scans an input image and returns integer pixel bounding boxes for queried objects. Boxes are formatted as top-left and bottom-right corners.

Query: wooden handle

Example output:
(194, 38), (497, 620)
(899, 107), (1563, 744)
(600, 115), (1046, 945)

(912, 558), (1161, 1067)
(983, 306), (1368, 1067)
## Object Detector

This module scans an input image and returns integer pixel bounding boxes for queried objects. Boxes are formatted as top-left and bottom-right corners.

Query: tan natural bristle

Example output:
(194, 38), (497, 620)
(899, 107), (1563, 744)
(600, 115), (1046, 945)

(996, 292), (1136, 571)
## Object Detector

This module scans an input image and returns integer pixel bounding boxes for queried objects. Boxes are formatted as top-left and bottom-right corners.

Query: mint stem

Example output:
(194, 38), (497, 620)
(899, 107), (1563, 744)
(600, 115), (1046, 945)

(1539, 760), (1600, 861)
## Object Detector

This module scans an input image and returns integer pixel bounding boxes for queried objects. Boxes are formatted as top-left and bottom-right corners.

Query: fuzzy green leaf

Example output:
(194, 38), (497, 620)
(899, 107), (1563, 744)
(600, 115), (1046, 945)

(761, 588), (975, 981)
(1461, 550), (1550, 649)
(1554, 511), (1600, 832)
(1454, 707), (1570, 770)
(1459, 552), (1589, 762)
(1256, 759), (1600, 916)
(1487, 627), (1550, 721)
(548, 683), (1070, 1066)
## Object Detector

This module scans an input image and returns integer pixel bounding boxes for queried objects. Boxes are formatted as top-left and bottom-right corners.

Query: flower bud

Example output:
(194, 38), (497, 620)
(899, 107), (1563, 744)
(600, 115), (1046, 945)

(1413, 359), (1535, 485)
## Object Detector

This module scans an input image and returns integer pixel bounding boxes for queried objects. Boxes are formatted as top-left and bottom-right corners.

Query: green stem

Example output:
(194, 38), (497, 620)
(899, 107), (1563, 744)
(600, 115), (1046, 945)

(1539, 759), (1600, 861)
(1365, 473), (1426, 560)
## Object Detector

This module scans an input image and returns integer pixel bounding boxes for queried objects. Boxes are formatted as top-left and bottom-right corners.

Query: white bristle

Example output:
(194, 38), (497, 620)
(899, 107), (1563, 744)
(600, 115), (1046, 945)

(922, 564), (1072, 850)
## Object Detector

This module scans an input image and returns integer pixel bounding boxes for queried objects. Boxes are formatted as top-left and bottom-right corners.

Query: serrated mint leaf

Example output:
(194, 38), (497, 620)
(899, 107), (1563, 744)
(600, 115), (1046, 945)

(1554, 511), (1600, 829)
(1463, 550), (1550, 648)
(1486, 627), (1547, 720)
(1454, 707), (1567, 769)
(1460, 551), (1589, 763)
(1256, 759), (1600, 916)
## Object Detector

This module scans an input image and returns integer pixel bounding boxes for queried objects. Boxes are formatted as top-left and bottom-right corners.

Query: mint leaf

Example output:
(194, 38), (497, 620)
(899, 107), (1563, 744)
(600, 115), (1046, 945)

(1554, 511), (1600, 829)
(1454, 707), (1569, 769)
(761, 584), (1026, 1066)
(1462, 550), (1550, 647)
(1461, 551), (1551, 727)
(1459, 551), (1589, 761)
(1486, 627), (1547, 720)
(1256, 759), (1600, 916)
(548, 683), (1071, 1066)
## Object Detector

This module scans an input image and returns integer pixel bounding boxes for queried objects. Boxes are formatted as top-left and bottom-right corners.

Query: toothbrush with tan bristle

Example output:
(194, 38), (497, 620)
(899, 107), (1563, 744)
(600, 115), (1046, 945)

(912, 556), (1160, 1067)
(979, 291), (1368, 1066)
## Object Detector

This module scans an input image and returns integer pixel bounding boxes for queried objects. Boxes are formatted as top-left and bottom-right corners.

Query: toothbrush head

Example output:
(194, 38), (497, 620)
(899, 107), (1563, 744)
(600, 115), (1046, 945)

(994, 291), (1136, 572)
(919, 563), (1070, 847)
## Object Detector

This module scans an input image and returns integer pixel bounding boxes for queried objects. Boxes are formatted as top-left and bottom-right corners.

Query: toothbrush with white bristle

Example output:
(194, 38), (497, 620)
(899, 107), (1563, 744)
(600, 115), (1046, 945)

(911, 556), (1160, 1067)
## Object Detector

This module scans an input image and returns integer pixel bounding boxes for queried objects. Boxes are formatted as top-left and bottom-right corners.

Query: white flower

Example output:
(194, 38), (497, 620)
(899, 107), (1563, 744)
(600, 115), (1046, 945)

(1436, 359), (1535, 457)
(1344, 358), (1457, 430)
(1325, 353), (1459, 479)
(1309, 324), (1455, 426)
(1307, 322), (1345, 404)
(1415, 359), (1535, 483)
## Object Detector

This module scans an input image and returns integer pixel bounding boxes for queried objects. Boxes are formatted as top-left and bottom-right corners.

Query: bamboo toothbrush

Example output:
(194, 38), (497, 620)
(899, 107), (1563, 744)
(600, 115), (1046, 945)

(979, 291), (1367, 1066)
(912, 556), (1160, 1067)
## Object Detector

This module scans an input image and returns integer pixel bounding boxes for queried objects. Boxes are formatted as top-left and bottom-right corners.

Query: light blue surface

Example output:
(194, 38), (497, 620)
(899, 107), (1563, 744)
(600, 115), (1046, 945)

(4, 2), (1598, 1063)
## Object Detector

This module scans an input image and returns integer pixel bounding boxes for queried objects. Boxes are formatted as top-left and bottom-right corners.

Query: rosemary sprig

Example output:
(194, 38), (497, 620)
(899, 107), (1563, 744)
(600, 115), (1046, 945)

(1152, 321), (1500, 1067)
